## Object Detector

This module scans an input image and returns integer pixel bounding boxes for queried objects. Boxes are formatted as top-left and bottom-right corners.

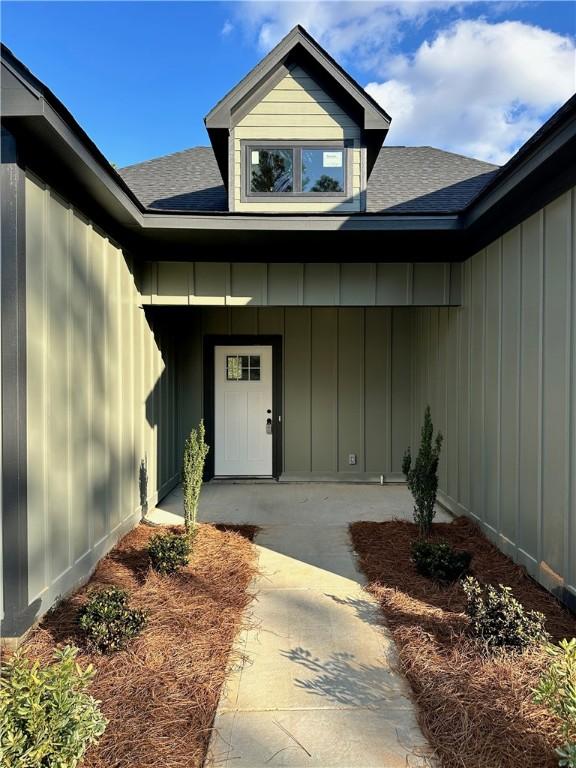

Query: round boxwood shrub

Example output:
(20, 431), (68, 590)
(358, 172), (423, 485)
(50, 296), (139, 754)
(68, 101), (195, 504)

(462, 576), (548, 652)
(0, 645), (107, 767)
(411, 539), (472, 583)
(148, 532), (191, 575)
(78, 587), (146, 653)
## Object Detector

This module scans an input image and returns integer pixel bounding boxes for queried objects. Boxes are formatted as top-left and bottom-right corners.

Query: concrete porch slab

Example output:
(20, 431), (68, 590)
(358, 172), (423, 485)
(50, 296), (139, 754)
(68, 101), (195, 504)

(149, 481), (452, 527)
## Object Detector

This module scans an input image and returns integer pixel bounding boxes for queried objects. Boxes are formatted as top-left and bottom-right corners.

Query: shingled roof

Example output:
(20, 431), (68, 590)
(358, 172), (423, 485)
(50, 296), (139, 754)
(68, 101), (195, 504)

(119, 145), (498, 214)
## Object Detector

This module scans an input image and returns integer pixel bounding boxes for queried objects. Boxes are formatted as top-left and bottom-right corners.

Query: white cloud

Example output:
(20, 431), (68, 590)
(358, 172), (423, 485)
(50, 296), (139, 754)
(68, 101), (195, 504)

(221, 19), (234, 37)
(234, 1), (453, 71)
(366, 19), (575, 163)
(229, 3), (575, 164)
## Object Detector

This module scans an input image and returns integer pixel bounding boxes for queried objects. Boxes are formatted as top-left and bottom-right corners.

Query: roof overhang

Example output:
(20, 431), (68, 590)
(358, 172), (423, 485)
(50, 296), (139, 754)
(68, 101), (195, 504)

(204, 25), (391, 185)
(2, 44), (575, 262)
(464, 92), (576, 251)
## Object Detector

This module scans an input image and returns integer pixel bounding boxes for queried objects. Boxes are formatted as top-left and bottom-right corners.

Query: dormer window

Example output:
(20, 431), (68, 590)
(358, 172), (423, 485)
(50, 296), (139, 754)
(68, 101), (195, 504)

(244, 141), (349, 199)
(205, 26), (391, 213)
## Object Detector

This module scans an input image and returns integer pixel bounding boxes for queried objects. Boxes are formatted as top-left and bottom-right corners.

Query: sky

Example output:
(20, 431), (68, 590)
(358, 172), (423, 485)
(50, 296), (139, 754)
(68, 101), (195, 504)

(2, 1), (575, 167)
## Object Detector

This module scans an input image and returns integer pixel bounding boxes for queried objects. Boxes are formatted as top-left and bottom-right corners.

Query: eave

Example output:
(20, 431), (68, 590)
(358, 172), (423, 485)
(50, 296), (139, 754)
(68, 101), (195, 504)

(2, 44), (576, 263)
(463, 93), (576, 250)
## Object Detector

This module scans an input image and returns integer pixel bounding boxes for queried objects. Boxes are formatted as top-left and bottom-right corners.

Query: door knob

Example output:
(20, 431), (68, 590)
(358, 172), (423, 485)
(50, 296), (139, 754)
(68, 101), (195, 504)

(266, 417), (272, 435)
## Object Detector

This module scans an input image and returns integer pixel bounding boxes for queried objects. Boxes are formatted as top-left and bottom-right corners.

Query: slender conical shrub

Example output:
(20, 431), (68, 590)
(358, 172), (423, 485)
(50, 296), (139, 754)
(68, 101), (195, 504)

(402, 405), (443, 536)
(182, 420), (209, 535)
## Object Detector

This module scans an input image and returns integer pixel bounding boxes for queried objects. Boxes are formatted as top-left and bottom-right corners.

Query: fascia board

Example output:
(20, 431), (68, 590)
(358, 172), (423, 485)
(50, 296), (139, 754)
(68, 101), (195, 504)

(466, 112), (576, 226)
(139, 214), (460, 232)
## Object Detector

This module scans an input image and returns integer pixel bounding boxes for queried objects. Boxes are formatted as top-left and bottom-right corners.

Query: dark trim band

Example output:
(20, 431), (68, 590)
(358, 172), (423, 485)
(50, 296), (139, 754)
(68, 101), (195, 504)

(1, 126), (30, 638)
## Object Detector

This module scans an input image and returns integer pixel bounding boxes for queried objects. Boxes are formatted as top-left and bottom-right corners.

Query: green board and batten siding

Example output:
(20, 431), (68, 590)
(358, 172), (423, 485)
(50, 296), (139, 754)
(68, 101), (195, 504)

(176, 306), (412, 480)
(18, 173), (576, 623)
(25, 173), (180, 619)
(141, 261), (460, 307)
(232, 65), (363, 213)
(411, 187), (576, 606)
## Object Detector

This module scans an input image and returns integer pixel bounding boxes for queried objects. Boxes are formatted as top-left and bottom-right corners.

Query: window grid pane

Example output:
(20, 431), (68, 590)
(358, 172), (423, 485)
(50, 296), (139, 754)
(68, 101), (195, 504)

(226, 354), (261, 382)
(250, 149), (293, 193)
(302, 149), (344, 193)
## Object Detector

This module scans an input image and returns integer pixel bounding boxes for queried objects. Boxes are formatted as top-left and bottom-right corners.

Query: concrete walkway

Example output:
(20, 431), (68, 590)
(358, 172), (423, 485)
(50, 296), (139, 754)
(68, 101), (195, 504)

(150, 484), (447, 767)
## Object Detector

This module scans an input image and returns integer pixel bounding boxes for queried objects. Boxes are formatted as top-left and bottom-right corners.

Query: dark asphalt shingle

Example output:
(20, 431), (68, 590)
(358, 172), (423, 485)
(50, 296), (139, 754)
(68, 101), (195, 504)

(119, 145), (498, 214)
(366, 147), (497, 213)
(120, 147), (228, 212)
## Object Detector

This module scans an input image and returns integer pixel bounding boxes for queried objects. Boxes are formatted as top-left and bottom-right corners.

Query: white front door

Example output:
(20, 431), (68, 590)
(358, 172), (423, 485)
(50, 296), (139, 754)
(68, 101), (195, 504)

(214, 345), (273, 476)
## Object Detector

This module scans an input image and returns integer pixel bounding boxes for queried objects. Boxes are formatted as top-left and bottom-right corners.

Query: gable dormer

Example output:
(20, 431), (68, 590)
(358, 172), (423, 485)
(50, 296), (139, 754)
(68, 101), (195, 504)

(205, 25), (391, 213)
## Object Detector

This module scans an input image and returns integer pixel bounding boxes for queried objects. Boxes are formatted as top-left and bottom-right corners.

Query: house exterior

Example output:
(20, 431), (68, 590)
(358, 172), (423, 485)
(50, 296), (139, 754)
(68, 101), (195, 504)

(1, 25), (575, 641)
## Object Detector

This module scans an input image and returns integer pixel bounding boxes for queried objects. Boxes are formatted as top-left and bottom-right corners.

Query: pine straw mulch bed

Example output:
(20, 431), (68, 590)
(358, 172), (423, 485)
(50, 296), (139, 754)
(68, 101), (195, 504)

(349, 516), (576, 768)
(23, 522), (259, 768)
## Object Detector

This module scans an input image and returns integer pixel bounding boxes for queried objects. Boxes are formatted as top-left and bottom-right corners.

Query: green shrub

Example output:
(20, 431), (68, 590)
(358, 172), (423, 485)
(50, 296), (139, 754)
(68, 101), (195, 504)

(556, 743), (576, 768)
(461, 576), (547, 652)
(78, 587), (146, 653)
(411, 539), (471, 583)
(402, 406), (443, 536)
(0, 645), (106, 767)
(534, 638), (576, 767)
(148, 532), (191, 574)
(183, 420), (209, 535)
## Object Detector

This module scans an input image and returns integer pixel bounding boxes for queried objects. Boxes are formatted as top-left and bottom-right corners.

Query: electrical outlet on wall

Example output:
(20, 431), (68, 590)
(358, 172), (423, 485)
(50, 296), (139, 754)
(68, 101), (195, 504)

(348, 453), (357, 466)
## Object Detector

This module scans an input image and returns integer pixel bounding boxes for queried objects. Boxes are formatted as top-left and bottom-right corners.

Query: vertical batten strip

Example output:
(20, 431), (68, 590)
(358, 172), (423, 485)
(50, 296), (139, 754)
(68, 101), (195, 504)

(406, 264), (414, 304)
(466, 260), (472, 510)
(542, 194), (572, 579)
(515, 225), (524, 560)
(115, 244), (123, 528)
(65, 206), (73, 570)
(386, 309), (393, 475)
(361, 308), (366, 472)
(537, 208), (545, 569)
(102, 235), (110, 544)
(25, 176), (47, 601)
(309, 307), (313, 473)
(121, 254), (131, 518)
(560, 193), (572, 584)
(335, 308), (340, 472)
(454, 305), (461, 502)
(496, 239), (503, 536)
(570, 189), (576, 596)
(41, 186), (49, 588)
(189, 261), (196, 303)
(564, 190), (574, 595)
(126, 255), (135, 515)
